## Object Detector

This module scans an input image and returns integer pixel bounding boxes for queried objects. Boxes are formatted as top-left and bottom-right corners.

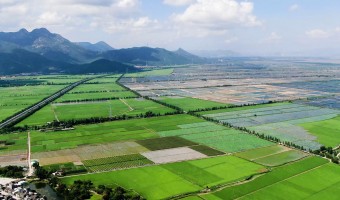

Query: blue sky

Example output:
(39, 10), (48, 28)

(0, 0), (340, 56)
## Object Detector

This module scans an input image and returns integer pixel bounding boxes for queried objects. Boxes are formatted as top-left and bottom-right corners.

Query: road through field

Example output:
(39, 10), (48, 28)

(0, 76), (100, 129)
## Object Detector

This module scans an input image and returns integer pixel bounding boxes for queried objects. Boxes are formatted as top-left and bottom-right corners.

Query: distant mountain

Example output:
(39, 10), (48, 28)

(191, 49), (240, 58)
(0, 49), (64, 74)
(75, 41), (114, 52)
(0, 28), (209, 75)
(67, 59), (137, 74)
(0, 28), (97, 63)
(101, 47), (207, 65)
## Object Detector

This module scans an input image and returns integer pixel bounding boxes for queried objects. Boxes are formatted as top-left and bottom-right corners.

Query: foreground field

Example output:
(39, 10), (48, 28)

(62, 156), (265, 199)
(202, 156), (330, 200)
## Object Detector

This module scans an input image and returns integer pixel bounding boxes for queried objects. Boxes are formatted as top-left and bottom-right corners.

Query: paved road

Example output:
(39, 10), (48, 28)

(0, 77), (96, 129)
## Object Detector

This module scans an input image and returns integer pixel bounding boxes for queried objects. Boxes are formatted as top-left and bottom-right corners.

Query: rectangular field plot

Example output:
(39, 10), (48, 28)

(252, 150), (308, 166)
(25, 115), (203, 153)
(205, 156), (329, 200)
(62, 165), (201, 200)
(32, 141), (149, 166)
(141, 147), (207, 164)
(238, 163), (340, 200)
(202, 103), (340, 150)
(181, 130), (273, 153)
(83, 154), (153, 172)
(62, 156), (264, 199)
(0, 154), (27, 167)
(299, 115), (340, 147)
(189, 145), (225, 156)
(69, 83), (125, 93)
(235, 145), (289, 160)
(157, 96), (229, 111)
(136, 84), (328, 105)
(203, 104), (339, 127)
(18, 98), (175, 126)
(0, 85), (65, 121)
(157, 122), (226, 137)
(295, 96), (340, 110)
(55, 91), (137, 102)
(163, 156), (266, 187)
(136, 136), (197, 151)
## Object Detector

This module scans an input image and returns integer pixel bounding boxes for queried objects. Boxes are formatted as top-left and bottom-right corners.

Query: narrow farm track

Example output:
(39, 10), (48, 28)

(51, 105), (60, 122)
(0, 76), (100, 129)
(120, 98), (134, 111)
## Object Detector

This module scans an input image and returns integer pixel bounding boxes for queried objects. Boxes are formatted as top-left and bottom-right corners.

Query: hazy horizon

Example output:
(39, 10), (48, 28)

(1, 0), (340, 57)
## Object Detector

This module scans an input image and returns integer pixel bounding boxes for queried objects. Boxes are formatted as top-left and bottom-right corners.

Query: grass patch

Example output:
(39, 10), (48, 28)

(235, 145), (288, 160)
(190, 145), (225, 156)
(136, 136), (197, 151)
(252, 150), (308, 166)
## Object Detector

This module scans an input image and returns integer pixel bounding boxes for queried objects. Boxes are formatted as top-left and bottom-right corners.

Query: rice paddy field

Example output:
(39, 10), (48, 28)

(156, 96), (229, 111)
(1, 62), (340, 199)
(0, 85), (66, 121)
(200, 102), (340, 149)
(61, 156), (265, 199)
(18, 98), (175, 126)
(202, 156), (331, 200)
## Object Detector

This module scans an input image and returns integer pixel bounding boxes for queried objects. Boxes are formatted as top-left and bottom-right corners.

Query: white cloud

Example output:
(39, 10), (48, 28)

(224, 37), (238, 44)
(173, 0), (261, 29)
(306, 29), (331, 39)
(289, 4), (299, 12)
(163, 0), (194, 6)
(267, 32), (282, 41)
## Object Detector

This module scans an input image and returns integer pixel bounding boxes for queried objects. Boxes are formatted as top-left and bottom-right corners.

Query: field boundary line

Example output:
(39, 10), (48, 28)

(120, 98), (134, 111)
(250, 148), (292, 161)
(51, 105), (60, 122)
(234, 162), (329, 199)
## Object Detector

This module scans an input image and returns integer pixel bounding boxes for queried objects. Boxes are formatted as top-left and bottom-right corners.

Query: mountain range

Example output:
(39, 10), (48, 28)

(0, 28), (206, 75)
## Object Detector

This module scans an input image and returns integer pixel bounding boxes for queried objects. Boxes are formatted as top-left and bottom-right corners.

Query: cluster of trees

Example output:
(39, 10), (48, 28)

(188, 100), (286, 113)
(53, 180), (93, 200)
(312, 146), (339, 164)
(69, 90), (125, 94)
(58, 96), (136, 104)
(143, 96), (184, 112)
(49, 177), (144, 200)
(96, 185), (144, 200)
(0, 165), (24, 178)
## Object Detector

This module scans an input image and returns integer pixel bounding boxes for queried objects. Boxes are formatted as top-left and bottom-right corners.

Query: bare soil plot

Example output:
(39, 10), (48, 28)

(0, 154), (27, 167)
(32, 141), (149, 165)
(142, 147), (207, 164)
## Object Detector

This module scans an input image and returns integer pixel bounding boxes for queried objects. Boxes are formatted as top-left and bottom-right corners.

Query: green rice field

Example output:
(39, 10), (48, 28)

(203, 156), (329, 200)
(4, 115), (205, 153)
(18, 98), (175, 126)
(62, 156), (264, 199)
(300, 115), (340, 147)
(158, 96), (228, 111)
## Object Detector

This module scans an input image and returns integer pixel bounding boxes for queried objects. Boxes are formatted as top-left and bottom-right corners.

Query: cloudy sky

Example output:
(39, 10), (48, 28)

(1, 0), (340, 56)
